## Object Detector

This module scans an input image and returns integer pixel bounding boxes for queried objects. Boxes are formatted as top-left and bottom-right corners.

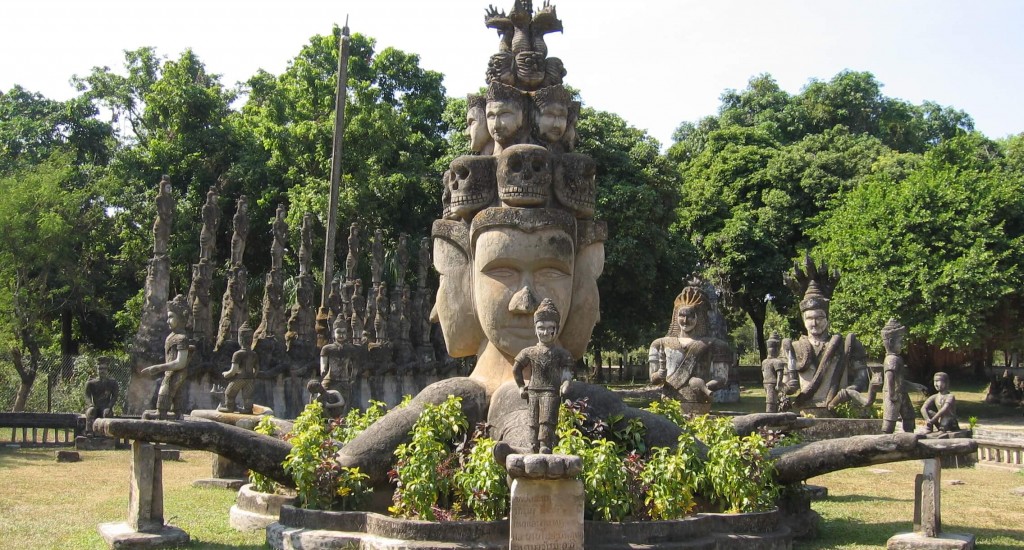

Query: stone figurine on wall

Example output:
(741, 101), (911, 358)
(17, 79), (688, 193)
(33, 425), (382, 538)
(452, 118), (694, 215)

(199, 187), (220, 261)
(271, 204), (288, 271)
(512, 298), (573, 454)
(230, 195), (249, 266)
(141, 295), (194, 420)
(648, 279), (732, 413)
(84, 357), (119, 436)
(220, 322), (259, 414)
(921, 372), (961, 434)
(761, 332), (786, 413)
(320, 315), (355, 412)
(782, 255), (870, 417)
(153, 175), (174, 256)
(345, 223), (361, 281)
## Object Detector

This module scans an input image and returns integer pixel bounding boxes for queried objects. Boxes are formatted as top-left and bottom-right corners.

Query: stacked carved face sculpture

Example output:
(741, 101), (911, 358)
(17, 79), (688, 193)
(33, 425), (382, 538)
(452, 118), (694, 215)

(433, 0), (605, 396)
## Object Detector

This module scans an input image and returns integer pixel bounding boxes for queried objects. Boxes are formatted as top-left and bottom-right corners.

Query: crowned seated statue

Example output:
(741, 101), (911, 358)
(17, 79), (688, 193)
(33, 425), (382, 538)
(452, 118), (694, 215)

(648, 281), (731, 414)
(782, 257), (870, 417)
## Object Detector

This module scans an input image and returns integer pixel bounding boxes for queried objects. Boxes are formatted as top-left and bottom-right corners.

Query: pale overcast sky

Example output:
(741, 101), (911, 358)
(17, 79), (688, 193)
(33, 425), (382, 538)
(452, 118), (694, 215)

(3, 0), (1022, 148)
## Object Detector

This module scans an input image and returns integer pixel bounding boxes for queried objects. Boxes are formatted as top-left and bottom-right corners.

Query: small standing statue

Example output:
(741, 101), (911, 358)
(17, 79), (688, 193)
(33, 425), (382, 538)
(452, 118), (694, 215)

(921, 372), (961, 433)
(395, 233), (410, 288)
(761, 332), (786, 413)
(230, 195), (249, 266)
(880, 319), (921, 433)
(84, 357), (119, 436)
(345, 222), (360, 281)
(271, 204), (288, 271)
(299, 212), (313, 275)
(153, 175), (174, 256)
(512, 298), (574, 454)
(374, 283), (390, 344)
(141, 295), (194, 420)
(199, 187), (220, 261)
(220, 322), (259, 414)
(371, 229), (385, 287)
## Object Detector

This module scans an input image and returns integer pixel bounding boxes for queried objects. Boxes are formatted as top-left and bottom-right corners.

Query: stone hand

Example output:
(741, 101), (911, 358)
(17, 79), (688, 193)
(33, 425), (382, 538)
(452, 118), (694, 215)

(519, 386), (529, 400)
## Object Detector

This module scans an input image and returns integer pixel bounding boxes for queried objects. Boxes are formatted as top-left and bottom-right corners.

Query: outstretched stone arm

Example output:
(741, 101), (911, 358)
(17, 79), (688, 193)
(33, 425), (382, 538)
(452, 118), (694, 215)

(94, 417), (293, 487)
(771, 433), (977, 484)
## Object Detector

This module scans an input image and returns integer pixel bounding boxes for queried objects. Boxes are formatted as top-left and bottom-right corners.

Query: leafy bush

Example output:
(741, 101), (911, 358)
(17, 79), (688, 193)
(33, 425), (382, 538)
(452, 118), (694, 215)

(250, 415), (283, 494)
(390, 395), (468, 520)
(704, 431), (779, 513)
(283, 400), (372, 510)
(453, 435), (509, 521)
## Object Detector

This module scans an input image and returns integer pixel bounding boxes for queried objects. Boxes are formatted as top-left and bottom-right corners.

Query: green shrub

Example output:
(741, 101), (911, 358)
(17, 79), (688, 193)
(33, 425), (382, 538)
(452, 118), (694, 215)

(453, 436), (509, 521)
(249, 415), (282, 494)
(704, 431), (780, 513)
(284, 400), (372, 510)
(390, 395), (468, 520)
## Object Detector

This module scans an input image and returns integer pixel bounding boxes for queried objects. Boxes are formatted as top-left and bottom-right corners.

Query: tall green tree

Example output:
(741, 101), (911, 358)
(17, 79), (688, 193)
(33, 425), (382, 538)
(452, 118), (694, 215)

(811, 134), (1024, 377)
(237, 29), (448, 275)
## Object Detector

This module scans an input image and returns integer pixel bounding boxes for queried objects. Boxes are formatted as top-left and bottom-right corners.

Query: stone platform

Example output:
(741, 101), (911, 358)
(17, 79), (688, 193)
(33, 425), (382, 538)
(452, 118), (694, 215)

(97, 522), (190, 549)
(267, 506), (795, 550)
(887, 532), (975, 550)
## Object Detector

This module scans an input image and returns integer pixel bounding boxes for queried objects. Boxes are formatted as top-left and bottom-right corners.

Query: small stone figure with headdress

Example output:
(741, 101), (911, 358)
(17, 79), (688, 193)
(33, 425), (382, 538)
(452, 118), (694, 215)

(648, 278), (732, 413)
(512, 299), (574, 454)
(220, 322), (259, 414)
(320, 315), (354, 410)
(761, 332), (786, 413)
(306, 379), (345, 420)
(782, 255), (869, 416)
(880, 319), (925, 433)
(141, 294), (195, 420)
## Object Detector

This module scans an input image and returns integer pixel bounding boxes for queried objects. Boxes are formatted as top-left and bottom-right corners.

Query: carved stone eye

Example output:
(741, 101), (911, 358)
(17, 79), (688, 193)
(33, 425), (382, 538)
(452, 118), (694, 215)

(497, 144), (551, 207)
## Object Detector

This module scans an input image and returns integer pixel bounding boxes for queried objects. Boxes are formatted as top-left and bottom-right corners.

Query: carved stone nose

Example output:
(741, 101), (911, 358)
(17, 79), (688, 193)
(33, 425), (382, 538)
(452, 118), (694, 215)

(508, 285), (539, 313)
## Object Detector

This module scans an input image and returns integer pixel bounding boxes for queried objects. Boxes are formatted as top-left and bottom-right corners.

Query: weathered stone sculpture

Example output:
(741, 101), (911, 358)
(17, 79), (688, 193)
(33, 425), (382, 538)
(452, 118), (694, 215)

(486, 81), (528, 154)
(512, 298), (573, 454)
(531, 84), (576, 153)
(141, 295), (194, 420)
(345, 222), (360, 281)
(648, 279), (731, 413)
(153, 176), (174, 256)
(215, 266), (247, 352)
(880, 319), (919, 434)
(761, 332), (786, 413)
(921, 372), (960, 433)
(466, 93), (495, 156)
(220, 323), (259, 414)
(199, 187), (220, 261)
(84, 357), (119, 436)
(230, 196), (249, 266)
(299, 212), (313, 275)
(320, 315), (354, 411)
(271, 204), (288, 271)
(484, 0), (566, 90)
(188, 258), (214, 349)
(306, 379), (345, 419)
(782, 255), (869, 416)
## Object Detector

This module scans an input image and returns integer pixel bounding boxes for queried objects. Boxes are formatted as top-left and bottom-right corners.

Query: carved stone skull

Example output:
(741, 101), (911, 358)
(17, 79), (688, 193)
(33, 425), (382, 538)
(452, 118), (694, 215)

(554, 153), (597, 218)
(497, 144), (552, 207)
(445, 155), (497, 221)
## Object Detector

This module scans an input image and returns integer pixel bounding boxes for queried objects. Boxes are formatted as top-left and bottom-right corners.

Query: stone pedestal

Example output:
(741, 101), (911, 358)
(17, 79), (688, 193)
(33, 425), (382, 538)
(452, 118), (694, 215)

(886, 458), (975, 550)
(98, 440), (190, 549)
(229, 483), (297, 531)
(77, 435), (117, 451)
(506, 454), (584, 550)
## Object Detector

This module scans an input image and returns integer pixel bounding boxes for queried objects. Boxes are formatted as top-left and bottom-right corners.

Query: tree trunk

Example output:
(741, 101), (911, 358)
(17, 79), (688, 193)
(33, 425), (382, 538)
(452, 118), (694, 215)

(10, 347), (36, 412)
(60, 307), (77, 356)
(745, 299), (768, 362)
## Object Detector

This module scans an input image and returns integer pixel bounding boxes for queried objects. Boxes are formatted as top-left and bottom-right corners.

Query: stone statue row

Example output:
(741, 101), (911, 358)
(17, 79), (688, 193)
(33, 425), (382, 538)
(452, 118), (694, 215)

(128, 176), (455, 420)
(751, 255), (961, 435)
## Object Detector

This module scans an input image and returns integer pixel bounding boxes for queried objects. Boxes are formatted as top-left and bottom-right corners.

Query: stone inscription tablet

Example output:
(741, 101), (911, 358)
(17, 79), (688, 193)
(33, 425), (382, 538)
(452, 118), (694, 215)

(509, 478), (584, 550)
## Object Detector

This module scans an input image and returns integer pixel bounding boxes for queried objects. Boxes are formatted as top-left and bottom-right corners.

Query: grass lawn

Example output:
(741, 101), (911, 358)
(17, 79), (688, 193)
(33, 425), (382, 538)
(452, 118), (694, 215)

(1, 378), (1022, 549)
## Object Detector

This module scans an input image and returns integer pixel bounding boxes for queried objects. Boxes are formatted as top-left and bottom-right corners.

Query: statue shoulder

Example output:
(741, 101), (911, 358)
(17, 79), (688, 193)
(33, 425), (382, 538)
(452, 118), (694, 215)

(845, 333), (867, 359)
